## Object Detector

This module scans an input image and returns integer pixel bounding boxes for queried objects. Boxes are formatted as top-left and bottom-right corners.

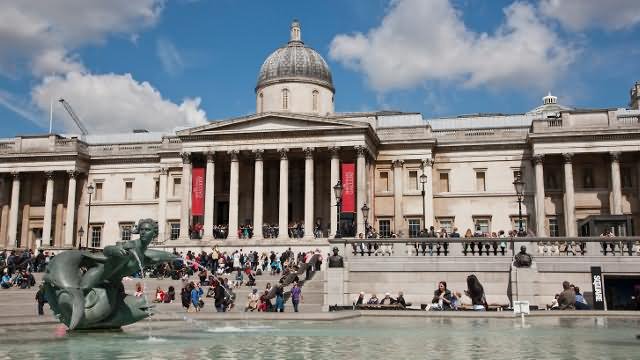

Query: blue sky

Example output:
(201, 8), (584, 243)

(0, 0), (639, 137)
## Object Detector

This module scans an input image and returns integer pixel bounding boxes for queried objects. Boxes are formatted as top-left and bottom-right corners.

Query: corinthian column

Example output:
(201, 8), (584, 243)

(304, 147), (315, 239)
(203, 151), (215, 240)
(356, 146), (367, 236)
(42, 171), (55, 247)
(228, 150), (240, 240)
(562, 153), (576, 236)
(422, 158), (434, 229)
(278, 148), (289, 239)
(7, 172), (20, 247)
(158, 167), (168, 240)
(610, 152), (623, 215)
(533, 155), (546, 237)
(253, 149), (264, 239)
(329, 147), (340, 238)
(392, 159), (404, 236)
(179, 152), (192, 240)
(64, 171), (78, 246)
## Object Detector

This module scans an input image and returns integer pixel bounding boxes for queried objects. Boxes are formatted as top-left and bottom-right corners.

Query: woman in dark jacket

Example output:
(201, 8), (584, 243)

(465, 275), (487, 311)
(431, 281), (453, 310)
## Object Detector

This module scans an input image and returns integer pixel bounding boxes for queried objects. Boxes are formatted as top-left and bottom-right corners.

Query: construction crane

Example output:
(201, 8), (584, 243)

(58, 98), (89, 135)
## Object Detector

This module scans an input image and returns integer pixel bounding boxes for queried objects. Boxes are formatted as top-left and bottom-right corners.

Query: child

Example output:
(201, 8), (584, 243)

(234, 269), (244, 288)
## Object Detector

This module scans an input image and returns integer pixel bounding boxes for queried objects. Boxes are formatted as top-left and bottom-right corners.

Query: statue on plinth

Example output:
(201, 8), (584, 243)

(43, 219), (177, 330)
(513, 245), (533, 268)
(328, 247), (344, 268)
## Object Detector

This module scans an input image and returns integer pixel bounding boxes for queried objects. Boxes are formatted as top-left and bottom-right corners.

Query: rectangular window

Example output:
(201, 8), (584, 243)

(91, 226), (102, 248)
(473, 218), (490, 235)
(408, 170), (418, 191)
(124, 181), (133, 200)
(439, 172), (450, 193)
(548, 217), (559, 237)
(154, 179), (160, 199)
(621, 167), (633, 189)
(545, 173), (559, 190)
(408, 219), (421, 238)
(170, 222), (180, 240)
(437, 218), (454, 233)
(377, 171), (390, 192)
(120, 223), (133, 241)
(510, 217), (528, 233)
(583, 168), (594, 188)
(95, 182), (103, 201)
(475, 171), (486, 192)
(173, 178), (182, 197)
(378, 219), (391, 238)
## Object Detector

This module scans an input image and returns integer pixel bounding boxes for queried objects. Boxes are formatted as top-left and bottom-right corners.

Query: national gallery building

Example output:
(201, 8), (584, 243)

(1, 21), (640, 251)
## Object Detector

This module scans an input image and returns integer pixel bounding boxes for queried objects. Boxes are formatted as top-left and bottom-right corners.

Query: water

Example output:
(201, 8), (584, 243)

(131, 251), (153, 339)
(0, 317), (638, 359)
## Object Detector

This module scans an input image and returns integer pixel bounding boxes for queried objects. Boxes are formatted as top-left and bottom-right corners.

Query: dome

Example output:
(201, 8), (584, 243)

(527, 92), (572, 115)
(256, 21), (334, 93)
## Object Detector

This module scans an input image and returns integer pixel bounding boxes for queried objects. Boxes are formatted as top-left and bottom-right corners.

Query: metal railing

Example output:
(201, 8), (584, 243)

(329, 237), (640, 257)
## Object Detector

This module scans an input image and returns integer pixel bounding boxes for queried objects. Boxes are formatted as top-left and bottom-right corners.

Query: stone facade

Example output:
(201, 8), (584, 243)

(1, 21), (640, 250)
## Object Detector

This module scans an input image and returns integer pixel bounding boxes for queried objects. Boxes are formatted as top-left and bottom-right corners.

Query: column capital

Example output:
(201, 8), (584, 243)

(159, 167), (169, 175)
(206, 151), (216, 163)
(10, 171), (20, 180)
(180, 152), (192, 164)
(562, 153), (573, 163)
(67, 170), (79, 178)
(355, 145), (366, 157)
(253, 149), (264, 160)
(421, 158), (434, 168)
(532, 154), (544, 165)
(44, 171), (55, 180)
(304, 147), (315, 159)
(329, 146), (340, 159)
(228, 149), (239, 162)
(279, 148), (289, 159)
(609, 151), (621, 162)
(392, 159), (405, 168)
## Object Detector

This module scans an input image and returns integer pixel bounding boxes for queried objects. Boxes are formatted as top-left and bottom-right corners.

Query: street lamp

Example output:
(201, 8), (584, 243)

(86, 183), (95, 249)
(333, 181), (343, 238)
(513, 175), (525, 236)
(420, 173), (428, 231)
(361, 203), (370, 237)
(77, 226), (84, 250)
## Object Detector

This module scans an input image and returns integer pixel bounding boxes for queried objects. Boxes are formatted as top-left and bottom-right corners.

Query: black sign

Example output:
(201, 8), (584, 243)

(590, 266), (605, 310)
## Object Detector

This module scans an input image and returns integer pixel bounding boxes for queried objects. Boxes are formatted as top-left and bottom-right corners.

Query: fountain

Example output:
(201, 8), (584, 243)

(42, 218), (177, 331)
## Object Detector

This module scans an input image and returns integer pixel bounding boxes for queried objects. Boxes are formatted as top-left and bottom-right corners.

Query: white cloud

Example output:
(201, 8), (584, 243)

(329, 0), (576, 92)
(540, 0), (640, 31)
(0, 0), (164, 77)
(156, 38), (185, 76)
(31, 72), (207, 133)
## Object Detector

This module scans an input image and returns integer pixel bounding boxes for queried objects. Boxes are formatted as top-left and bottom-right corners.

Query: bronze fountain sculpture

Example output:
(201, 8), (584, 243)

(43, 219), (176, 330)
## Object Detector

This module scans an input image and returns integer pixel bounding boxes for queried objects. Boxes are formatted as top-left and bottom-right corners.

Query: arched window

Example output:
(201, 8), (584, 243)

(312, 90), (319, 112)
(282, 88), (289, 110)
(258, 92), (264, 113)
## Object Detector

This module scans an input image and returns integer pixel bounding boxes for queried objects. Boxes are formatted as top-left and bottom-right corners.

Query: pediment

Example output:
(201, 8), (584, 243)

(179, 113), (364, 136)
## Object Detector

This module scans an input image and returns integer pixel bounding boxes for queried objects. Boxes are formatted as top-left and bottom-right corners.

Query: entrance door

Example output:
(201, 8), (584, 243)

(603, 275), (640, 310)
(216, 201), (229, 225)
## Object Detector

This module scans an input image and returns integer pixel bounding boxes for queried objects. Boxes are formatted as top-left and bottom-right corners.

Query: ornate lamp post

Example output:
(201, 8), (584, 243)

(361, 203), (370, 238)
(513, 175), (525, 236)
(333, 181), (343, 238)
(420, 173), (428, 231)
(77, 226), (84, 250)
(86, 183), (95, 248)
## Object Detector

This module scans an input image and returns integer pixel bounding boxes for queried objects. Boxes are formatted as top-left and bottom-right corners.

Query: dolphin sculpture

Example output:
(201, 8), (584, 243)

(43, 218), (177, 330)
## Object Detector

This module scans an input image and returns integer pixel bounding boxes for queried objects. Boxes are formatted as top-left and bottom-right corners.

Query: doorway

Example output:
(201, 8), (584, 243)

(216, 201), (229, 225)
(603, 275), (640, 310)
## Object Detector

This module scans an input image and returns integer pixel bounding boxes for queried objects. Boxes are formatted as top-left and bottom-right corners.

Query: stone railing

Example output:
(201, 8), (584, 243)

(88, 141), (179, 156)
(617, 115), (640, 126)
(330, 237), (640, 257)
(432, 127), (528, 141)
(0, 141), (15, 153)
(376, 127), (431, 141)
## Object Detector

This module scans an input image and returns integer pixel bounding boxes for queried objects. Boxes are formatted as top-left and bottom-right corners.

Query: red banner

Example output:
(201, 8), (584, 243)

(341, 163), (355, 213)
(191, 168), (205, 216)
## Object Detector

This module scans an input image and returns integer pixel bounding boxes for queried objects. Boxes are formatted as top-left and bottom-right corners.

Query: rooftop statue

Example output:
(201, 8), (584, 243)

(513, 245), (533, 268)
(43, 219), (177, 331)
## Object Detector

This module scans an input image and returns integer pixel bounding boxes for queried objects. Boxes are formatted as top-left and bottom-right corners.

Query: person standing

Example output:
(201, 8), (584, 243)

(275, 285), (285, 312)
(35, 283), (47, 315)
(465, 275), (487, 311)
(291, 282), (303, 312)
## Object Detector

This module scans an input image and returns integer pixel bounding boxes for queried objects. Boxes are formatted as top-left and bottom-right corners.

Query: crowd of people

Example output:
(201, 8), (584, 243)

(187, 220), (328, 240)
